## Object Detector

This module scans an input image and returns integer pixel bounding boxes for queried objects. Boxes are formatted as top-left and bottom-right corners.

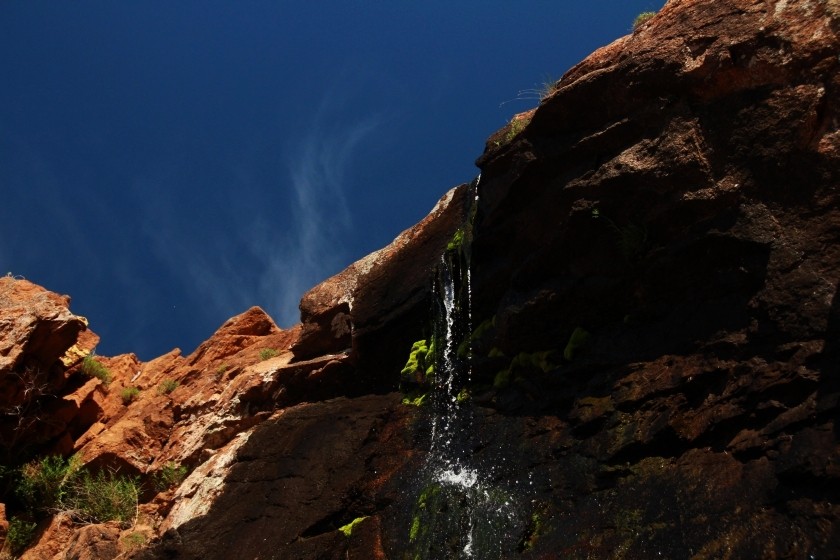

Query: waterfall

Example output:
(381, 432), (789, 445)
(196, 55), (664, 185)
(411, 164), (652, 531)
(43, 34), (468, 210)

(406, 176), (527, 560)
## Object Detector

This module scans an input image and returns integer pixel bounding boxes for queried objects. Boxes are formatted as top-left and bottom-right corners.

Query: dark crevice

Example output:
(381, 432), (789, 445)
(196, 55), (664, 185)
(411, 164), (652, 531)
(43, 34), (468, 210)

(605, 426), (687, 466)
(298, 509), (349, 539)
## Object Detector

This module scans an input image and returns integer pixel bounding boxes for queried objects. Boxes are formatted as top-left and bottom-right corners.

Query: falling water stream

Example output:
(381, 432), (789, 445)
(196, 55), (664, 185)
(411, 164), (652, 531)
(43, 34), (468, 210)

(406, 178), (529, 560)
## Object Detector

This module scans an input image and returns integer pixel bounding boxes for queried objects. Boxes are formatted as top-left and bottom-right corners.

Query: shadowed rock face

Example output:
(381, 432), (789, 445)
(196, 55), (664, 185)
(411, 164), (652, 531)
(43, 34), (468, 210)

(133, 394), (414, 560)
(3, 0), (840, 558)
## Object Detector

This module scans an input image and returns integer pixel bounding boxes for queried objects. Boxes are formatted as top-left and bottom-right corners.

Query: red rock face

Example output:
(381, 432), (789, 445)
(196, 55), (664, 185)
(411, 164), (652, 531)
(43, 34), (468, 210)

(0, 277), (94, 457)
(2, 0), (840, 558)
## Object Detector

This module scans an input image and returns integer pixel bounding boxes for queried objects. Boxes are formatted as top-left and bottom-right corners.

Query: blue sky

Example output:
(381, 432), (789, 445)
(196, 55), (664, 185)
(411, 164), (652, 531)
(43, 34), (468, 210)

(1, 1), (663, 360)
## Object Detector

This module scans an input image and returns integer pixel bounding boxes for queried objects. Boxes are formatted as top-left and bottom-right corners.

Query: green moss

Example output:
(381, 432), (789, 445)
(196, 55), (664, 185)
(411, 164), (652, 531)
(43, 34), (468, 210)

(401, 392), (428, 407)
(409, 516), (421, 542)
(409, 484), (441, 543)
(338, 516), (368, 537)
(493, 350), (555, 389)
(458, 316), (497, 358)
(446, 228), (465, 253)
(493, 368), (512, 389)
(401, 339), (435, 383)
(563, 327), (591, 361)
(488, 347), (505, 358)
(456, 387), (470, 403)
(522, 510), (546, 551)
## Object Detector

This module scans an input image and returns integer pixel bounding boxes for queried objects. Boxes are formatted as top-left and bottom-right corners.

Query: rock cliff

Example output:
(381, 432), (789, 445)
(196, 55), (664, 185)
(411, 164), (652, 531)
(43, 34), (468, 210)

(1, 0), (838, 558)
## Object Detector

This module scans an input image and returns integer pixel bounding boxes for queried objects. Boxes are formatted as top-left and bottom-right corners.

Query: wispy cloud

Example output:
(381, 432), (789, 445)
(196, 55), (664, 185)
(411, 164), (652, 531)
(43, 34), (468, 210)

(270, 102), (382, 324)
(139, 93), (383, 337)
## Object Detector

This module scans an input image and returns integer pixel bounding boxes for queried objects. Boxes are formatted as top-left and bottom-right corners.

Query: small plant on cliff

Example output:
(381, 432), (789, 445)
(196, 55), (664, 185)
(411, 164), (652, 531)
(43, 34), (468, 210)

(81, 354), (112, 386)
(259, 348), (279, 361)
(6, 516), (37, 556)
(15, 455), (138, 526)
(64, 469), (139, 525)
(503, 114), (532, 144)
(152, 462), (188, 492)
(120, 386), (140, 405)
(633, 11), (657, 30)
(121, 531), (147, 551)
(563, 327), (591, 361)
(499, 74), (558, 107)
(493, 351), (555, 389)
(338, 516), (368, 537)
(158, 378), (179, 394)
(16, 454), (82, 513)
(592, 208), (648, 261)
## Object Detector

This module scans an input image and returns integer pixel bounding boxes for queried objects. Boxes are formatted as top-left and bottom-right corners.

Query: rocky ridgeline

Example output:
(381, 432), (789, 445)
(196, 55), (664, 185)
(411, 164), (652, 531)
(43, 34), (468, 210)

(1, 0), (839, 558)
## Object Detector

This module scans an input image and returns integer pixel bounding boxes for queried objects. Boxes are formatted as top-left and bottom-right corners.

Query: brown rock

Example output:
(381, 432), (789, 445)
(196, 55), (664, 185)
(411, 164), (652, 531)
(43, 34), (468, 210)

(0, 277), (89, 375)
(0, 503), (7, 551)
(293, 184), (470, 383)
(136, 394), (415, 560)
(63, 522), (120, 560)
(19, 513), (75, 560)
(0, 277), (94, 455)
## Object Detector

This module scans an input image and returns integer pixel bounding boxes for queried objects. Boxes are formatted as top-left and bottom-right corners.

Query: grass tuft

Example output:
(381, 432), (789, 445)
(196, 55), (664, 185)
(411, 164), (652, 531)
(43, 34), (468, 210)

(633, 11), (657, 30)
(81, 354), (112, 386)
(120, 386), (140, 405)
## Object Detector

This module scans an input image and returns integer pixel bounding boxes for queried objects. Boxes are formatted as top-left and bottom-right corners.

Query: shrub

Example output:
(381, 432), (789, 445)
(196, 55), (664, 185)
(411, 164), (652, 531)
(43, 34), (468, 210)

(152, 462), (188, 492)
(16, 455), (81, 512)
(120, 386), (140, 405)
(6, 516), (37, 555)
(633, 11), (656, 30)
(81, 355), (112, 386)
(14, 456), (139, 526)
(258, 348), (278, 361)
(158, 379), (179, 394)
(64, 469), (139, 525)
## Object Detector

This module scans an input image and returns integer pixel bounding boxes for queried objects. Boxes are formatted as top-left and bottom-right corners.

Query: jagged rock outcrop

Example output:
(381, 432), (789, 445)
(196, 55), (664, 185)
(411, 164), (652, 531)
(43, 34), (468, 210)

(0, 276), (97, 458)
(292, 183), (470, 386)
(2, 0), (839, 558)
